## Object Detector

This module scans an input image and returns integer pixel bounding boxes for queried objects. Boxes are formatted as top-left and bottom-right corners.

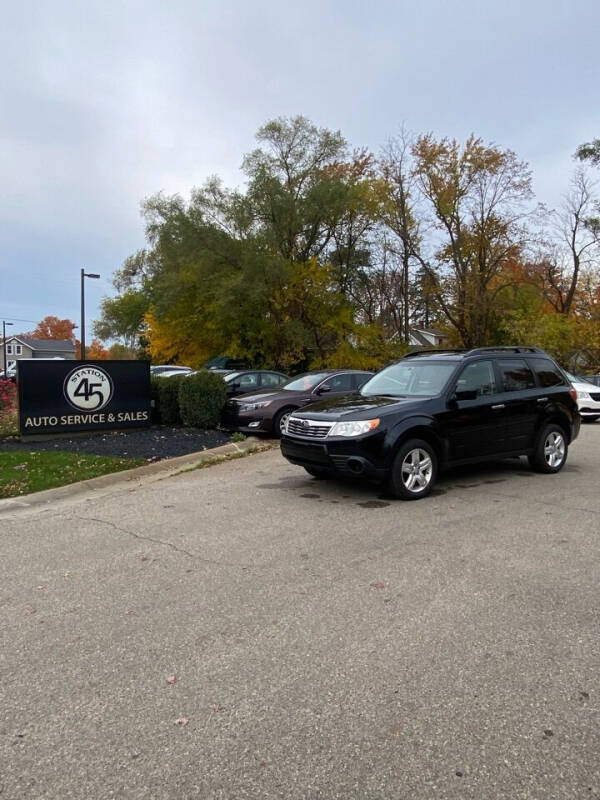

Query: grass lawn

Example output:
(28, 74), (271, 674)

(0, 451), (145, 499)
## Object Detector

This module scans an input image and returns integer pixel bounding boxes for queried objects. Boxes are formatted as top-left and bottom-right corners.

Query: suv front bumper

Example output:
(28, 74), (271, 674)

(280, 434), (387, 480)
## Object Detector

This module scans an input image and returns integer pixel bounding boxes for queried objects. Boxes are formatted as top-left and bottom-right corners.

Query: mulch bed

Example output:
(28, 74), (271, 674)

(0, 426), (232, 462)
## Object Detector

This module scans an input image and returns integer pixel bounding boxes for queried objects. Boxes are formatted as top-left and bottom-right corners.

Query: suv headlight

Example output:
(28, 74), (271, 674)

(240, 400), (272, 411)
(577, 391), (590, 400)
(329, 418), (380, 437)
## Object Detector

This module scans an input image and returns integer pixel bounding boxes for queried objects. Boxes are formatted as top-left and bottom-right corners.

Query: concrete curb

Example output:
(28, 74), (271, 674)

(0, 437), (278, 515)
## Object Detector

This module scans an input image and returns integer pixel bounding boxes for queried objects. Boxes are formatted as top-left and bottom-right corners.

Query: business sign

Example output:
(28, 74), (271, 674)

(18, 360), (151, 436)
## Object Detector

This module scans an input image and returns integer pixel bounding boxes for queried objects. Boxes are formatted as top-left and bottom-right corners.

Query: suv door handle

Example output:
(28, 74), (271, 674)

(536, 397), (549, 403)
(491, 404), (505, 410)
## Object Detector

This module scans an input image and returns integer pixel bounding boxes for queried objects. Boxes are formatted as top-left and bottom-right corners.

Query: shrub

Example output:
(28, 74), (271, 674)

(0, 379), (17, 413)
(0, 408), (19, 437)
(178, 370), (227, 429)
(151, 375), (186, 425)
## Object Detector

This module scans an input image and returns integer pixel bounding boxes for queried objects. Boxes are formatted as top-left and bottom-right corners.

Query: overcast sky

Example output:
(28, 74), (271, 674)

(1, 0), (598, 342)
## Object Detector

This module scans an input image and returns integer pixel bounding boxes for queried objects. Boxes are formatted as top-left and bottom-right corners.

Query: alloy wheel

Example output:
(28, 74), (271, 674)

(401, 448), (433, 493)
(279, 411), (291, 433)
(544, 431), (565, 468)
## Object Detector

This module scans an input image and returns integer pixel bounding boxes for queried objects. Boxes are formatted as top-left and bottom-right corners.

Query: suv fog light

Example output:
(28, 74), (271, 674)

(248, 421), (261, 428)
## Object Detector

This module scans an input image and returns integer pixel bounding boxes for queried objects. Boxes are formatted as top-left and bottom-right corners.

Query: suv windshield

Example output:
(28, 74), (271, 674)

(361, 361), (456, 397)
(281, 373), (330, 391)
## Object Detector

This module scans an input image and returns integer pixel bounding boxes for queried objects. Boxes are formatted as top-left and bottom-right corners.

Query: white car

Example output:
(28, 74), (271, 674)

(566, 372), (600, 423)
(150, 365), (193, 378)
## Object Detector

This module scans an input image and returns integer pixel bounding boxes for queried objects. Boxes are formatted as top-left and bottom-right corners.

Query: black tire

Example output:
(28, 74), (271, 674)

(273, 407), (295, 439)
(304, 467), (331, 479)
(528, 423), (569, 473)
(386, 438), (438, 500)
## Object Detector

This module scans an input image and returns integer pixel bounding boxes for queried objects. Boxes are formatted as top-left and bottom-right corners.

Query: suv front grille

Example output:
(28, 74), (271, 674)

(287, 418), (334, 439)
(590, 393), (600, 402)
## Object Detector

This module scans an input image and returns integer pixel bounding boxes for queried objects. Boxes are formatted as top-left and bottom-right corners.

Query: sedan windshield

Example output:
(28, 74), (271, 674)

(361, 361), (456, 397)
(224, 372), (240, 382)
(281, 373), (330, 391)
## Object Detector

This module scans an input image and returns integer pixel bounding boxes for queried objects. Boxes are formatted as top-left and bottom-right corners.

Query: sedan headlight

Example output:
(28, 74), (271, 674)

(240, 400), (272, 411)
(577, 391), (590, 400)
(329, 418), (380, 437)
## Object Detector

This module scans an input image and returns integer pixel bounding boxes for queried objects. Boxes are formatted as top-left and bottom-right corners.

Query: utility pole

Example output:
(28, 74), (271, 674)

(2, 320), (14, 377)
(80, 268), (100, 359)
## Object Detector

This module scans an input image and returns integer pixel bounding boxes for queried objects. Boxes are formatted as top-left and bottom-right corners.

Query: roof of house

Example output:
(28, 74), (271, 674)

(409, 330), (433, 346)
(414, 327), (446, 337)
(3, 336), (75, 352)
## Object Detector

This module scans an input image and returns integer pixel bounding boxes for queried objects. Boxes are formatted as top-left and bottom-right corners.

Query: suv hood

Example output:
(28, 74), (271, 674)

(292, 394), (432, 420)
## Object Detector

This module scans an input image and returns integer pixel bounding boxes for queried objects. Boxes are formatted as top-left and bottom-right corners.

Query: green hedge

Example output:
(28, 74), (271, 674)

(177, 371), (227, 429)
(151, 375), (186, 425)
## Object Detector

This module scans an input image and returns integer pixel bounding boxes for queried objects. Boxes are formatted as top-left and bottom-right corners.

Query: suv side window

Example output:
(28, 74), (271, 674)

(530, 358), (567, 388)
(320, 373), (355, 392)
(498, 359), (535, 392)
(455, 360), (498, 397)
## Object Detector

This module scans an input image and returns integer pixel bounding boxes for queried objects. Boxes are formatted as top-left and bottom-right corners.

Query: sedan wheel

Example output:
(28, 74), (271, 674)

(274, 408), (294, 438)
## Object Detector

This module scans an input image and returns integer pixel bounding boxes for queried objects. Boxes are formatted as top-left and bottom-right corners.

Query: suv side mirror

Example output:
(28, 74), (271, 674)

(454, 389), (478, 401)
(231, 382), (241, 390)
(316, 385), (331, 395)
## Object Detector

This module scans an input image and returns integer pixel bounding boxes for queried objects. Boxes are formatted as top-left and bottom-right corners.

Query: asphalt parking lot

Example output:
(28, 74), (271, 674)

(1, 426), (599, 799)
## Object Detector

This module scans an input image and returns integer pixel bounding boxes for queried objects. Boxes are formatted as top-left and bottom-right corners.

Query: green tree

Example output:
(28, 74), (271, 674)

(576, 139), (600, 167)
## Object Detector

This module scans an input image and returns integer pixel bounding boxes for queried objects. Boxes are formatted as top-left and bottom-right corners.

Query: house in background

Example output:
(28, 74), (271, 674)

(408, 327), (449, 348)
(0, 336), (76, 375)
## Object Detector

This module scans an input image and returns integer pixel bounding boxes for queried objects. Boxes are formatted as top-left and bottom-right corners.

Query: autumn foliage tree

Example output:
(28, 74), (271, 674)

(97, 117), (600, 370)
(29, 316), (77, 341)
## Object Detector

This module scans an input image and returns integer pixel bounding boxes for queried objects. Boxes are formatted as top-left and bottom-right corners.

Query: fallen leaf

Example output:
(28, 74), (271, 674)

(166, 675), (177, 685)
(370, 581), (385, 590)
(173, 716), (189, 726)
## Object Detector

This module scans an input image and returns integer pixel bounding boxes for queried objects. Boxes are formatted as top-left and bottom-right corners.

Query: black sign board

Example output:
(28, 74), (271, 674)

(18, 360), (151, 436)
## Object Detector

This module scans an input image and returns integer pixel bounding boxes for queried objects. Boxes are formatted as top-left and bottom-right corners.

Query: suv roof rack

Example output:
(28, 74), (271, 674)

(402, 345), (546, 360)
(403, 349), (466, 358)
(466, 346), (545, 355)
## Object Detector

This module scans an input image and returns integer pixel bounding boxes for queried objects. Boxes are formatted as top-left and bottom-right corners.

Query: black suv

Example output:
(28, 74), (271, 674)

(280, 347), (580, 500)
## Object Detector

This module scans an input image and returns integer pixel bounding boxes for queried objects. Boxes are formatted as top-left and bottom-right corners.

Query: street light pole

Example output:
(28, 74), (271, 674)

(2, 320), (14, 378)
(80, 268), (100, 360)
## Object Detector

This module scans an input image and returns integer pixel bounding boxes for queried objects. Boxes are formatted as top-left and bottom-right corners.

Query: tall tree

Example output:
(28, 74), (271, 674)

(410, 134), (533, 347)
(537, 169), (600, 314)
(379, 130), (421, 342)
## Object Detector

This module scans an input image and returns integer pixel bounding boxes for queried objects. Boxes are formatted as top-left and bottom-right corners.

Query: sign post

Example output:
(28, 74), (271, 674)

(18, 360), (151, 438)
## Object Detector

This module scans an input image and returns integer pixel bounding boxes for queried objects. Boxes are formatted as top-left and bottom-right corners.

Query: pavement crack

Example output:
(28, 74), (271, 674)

(71, 514), (262, 570)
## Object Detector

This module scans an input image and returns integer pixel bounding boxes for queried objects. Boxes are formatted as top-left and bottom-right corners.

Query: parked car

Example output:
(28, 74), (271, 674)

(280, 347), (580, 500)
(150, 365), (193, 377)
(0, 360), (17, 380)
(204, 356), (249, 371)
(221, 370), (374, 436)
(576, 374), (600, 387)
(222, 370), (289, 397)
(565, 372), (600, 422)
